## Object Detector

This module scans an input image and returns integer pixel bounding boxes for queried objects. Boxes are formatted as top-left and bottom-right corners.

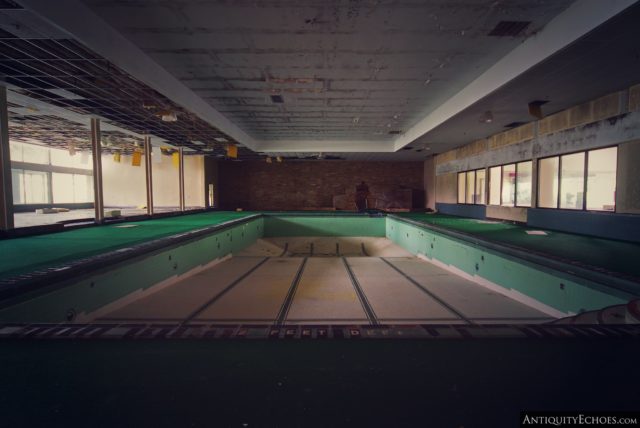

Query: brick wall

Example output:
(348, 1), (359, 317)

(218, 160), (424, 211)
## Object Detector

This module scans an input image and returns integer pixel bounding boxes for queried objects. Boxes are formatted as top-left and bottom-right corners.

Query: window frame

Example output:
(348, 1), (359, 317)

(514, 160), (533, 208)
(536, 145), (618, 213)
(457, 168), (487, 205)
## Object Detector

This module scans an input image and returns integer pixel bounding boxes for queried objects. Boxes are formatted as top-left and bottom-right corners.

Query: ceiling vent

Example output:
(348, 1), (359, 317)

(388, 130), (402, 135)
(270, 95), (284, 104)
(488, 21), (531, 37)
(504, 121), (527, 128)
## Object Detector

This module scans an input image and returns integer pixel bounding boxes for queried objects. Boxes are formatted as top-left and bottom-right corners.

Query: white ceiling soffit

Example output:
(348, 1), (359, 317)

(17, 0), (639, 154)
(15, 0), (258, 150)
(393, 0), (639, 151)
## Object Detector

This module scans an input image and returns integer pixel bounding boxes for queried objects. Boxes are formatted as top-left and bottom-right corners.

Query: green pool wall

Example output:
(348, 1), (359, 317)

(0, 218), (264, 323)
(386, 217), (632, 315)
(263, 216), (385, 237)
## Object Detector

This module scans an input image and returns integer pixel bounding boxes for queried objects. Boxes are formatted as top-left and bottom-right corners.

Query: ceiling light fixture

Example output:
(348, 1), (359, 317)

(481, 111), (493, 123)
(158, 110), (177, 122)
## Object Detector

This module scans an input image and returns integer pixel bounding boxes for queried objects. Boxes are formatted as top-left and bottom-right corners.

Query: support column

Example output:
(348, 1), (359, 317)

(144, 136), (153, 216)
(178, 147), (185, 211)
(0, 86), (13, 230)
(90, 118), (104, 223)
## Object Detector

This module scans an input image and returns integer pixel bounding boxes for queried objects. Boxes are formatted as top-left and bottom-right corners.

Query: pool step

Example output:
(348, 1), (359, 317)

(550, 299), (640, 325)
(597, 305), (626, 324)
(571, 310), (599, 324)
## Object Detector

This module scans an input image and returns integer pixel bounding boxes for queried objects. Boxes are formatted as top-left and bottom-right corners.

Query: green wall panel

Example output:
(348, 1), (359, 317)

(0, 218), (264, 323)
(385, 218), (631, 314)
(264, 216), (385, 237)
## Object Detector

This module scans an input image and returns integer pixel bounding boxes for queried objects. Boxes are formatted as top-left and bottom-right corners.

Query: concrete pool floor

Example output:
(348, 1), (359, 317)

(94, 237), (555, 325)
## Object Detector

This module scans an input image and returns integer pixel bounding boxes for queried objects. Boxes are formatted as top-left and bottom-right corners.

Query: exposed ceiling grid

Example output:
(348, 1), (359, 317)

(0, 8), (263, 159)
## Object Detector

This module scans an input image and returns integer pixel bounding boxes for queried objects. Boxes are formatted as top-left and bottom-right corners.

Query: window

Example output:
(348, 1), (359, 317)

(560, 152), (585, 210)
(489, 166), (501, 205)
(501, 164), (516, 207)
(476, 169), (486, 205)
(516, 161), (532, 207)
(586, 147), (616, 211)
(457, 169), (485, 204)
(487, 161), (532, 207)
(11, 169), (50, 204)
(52, 173), (93, 203)
(466, 170), (476, 204)
(538, 157), (559, 208)
(457, 172), (465, 203)
(537, 146), (617, 212)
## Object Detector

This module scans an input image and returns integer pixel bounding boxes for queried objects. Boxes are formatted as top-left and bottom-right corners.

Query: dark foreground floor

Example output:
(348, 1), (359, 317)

(1, 338), (639, 427)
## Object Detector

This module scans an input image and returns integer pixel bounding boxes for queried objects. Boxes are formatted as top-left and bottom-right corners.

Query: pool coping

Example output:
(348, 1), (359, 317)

(387, 214), (640, 295)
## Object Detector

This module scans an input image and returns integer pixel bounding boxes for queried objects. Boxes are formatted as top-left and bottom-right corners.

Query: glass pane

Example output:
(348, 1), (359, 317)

(73, 174), (94, 203)
(102, 134), (146, 218)
(457, 172), (465, 204)
(501, 164), (516, 207)
(475, 169), (486, 205)
(24, 170), (49, 203)
(466, 170), (475, 204)
(12, 169), (23, 204)
(538, 157), (559, 208)
(489, 166), (501, 205)
(586, 147), (617, 211)
(52, 173), (75, 203)
(560, 152), (585, 210)
(184, 154), (205, 209)
(9, 103), (94, 228)
(152, 145), (180, 212)
(516, 161), (532, 207)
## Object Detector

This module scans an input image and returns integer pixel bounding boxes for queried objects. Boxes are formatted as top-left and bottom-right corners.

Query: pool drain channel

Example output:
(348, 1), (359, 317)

(342, 257), (379, 326)
(275, 257), (308, 326)
(380, 257), (473, 325)
(180, 257), (270, 326)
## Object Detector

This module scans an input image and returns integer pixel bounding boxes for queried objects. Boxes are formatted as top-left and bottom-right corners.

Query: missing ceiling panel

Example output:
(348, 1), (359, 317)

(488, 21), (531, 37)
(270, 94), (284, 104)
(504, 121), (527, 128)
